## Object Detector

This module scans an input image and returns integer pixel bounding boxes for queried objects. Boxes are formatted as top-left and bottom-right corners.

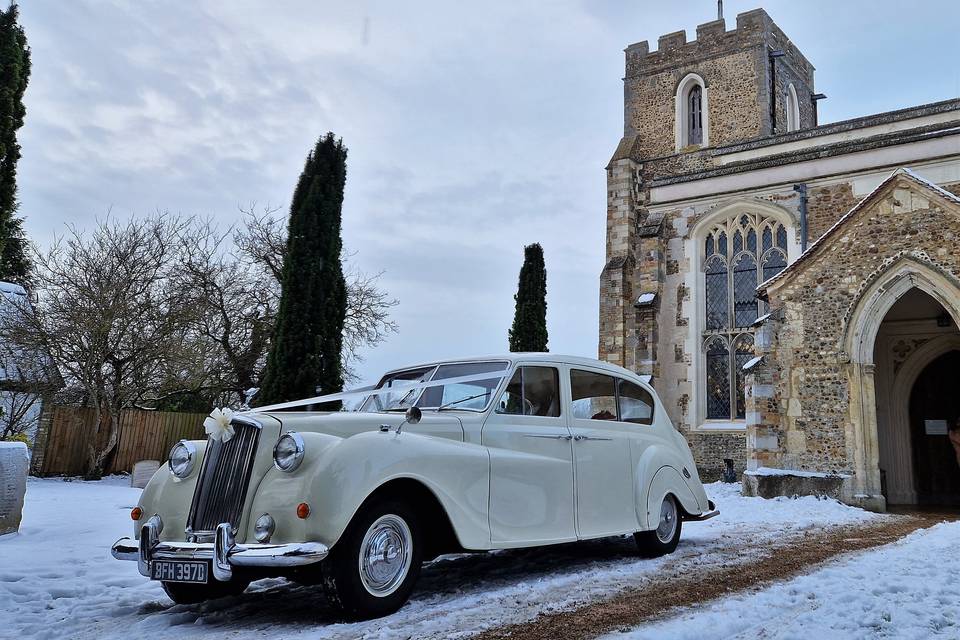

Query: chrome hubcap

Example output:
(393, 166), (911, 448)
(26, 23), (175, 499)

(358, 514), (412, 597)
(655, 496), (677, 543)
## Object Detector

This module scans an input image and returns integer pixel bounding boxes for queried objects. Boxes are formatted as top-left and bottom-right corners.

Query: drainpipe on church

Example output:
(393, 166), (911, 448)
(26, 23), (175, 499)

(794, 183), (808, 252)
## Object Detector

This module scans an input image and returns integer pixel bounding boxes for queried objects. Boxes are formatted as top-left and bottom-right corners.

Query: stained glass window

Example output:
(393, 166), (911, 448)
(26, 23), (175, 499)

(733, 254), (758, 327)
(762, 249), (787, 282)
(705, 337), (730, 420)
(702, 212), (791, 421)
(705, 256), (728, 331)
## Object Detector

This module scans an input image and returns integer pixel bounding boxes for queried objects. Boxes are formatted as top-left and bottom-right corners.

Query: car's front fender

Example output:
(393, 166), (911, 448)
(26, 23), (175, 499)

(245, 430), (491, 551)
(136, 439), (208, 540)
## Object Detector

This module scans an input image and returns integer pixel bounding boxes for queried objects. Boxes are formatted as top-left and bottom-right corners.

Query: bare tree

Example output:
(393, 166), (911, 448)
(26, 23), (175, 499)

(0, 214), (198, 478)
(0, 391), (42, 443)
(231, 205), (398, 383)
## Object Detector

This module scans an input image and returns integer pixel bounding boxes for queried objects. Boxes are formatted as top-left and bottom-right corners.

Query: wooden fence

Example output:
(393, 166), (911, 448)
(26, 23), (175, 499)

(31, 406), (207, 477)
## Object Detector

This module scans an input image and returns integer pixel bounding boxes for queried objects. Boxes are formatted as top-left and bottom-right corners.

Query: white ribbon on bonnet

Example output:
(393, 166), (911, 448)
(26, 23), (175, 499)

(201, 365), (513, 439)
(204, 407), (236, 442)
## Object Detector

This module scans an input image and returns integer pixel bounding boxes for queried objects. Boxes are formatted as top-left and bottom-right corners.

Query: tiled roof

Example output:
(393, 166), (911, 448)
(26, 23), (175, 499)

(758, 167), (960, 293)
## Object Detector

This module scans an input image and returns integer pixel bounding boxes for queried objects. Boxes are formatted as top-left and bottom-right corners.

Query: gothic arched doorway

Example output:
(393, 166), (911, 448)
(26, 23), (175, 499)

(908, 350), (960, 505)
(873, 287), (960, 506)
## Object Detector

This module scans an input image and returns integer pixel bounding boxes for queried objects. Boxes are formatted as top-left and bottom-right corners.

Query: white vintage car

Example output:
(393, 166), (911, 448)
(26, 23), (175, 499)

(112, 354), (717, 618)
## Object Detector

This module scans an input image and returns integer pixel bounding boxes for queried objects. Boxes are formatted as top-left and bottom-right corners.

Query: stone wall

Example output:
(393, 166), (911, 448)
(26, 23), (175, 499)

(759, 174), (960, 484)
(806, 182), (860, 241)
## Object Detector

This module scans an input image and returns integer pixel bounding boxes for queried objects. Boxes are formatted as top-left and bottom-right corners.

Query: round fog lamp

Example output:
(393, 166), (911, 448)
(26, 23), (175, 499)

(254, 513), (275, 543)
(168, 440), (197, 478)
(273, 432), (305, 472)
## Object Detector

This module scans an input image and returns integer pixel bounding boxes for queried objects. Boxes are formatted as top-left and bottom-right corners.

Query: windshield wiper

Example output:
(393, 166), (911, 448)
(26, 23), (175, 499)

(436, 392), (490, 411)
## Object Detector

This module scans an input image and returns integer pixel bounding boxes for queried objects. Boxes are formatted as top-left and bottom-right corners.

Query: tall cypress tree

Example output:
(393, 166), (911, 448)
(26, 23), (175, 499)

(0, 4), (30, 284)
(257, 133), (348, 407)
(508, 243), (548, 352)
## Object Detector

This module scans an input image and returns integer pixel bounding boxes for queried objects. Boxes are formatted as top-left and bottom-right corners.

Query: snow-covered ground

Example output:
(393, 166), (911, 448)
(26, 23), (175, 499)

(602, 520), (960, 640)
(0, 478), (884, 640)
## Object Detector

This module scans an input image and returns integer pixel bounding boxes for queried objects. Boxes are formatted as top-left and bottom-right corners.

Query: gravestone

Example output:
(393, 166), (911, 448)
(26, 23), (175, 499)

(131, 460), (160, 489)
(0, 441), (29, 536)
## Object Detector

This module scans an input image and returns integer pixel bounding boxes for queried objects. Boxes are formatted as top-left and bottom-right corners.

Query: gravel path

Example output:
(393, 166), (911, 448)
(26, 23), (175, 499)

(472, 513), (955, 640)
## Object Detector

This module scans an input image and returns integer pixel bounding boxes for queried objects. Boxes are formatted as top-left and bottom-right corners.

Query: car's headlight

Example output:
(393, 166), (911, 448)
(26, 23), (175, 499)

(273, 432), (305, 472)
(168, 440), (197, 478)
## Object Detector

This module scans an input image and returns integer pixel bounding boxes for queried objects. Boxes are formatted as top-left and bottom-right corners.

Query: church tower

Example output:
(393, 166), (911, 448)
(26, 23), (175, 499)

(600, 8), (816, 375)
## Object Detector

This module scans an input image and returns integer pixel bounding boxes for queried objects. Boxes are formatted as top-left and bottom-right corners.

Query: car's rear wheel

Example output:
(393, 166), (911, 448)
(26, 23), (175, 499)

(321, 499), (422, 620)
(161, 577), (250, 604)
(634, 494), (682, 557)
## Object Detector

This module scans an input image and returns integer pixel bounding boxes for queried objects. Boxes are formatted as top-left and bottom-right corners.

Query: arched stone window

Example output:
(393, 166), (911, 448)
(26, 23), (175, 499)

(688, 86), (703, 145)
(675, 73), (709, 150)
(701, 213), (789, 420)
(785, 83), (800, 132)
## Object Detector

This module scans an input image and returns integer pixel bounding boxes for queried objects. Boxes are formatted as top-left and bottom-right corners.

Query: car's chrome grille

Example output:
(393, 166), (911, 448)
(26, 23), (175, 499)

(186, 419), (260, 539)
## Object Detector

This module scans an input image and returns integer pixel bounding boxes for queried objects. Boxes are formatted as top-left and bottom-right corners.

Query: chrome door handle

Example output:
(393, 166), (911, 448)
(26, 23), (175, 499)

(573, 435), (612, 442)
(524, 434), (573, 441)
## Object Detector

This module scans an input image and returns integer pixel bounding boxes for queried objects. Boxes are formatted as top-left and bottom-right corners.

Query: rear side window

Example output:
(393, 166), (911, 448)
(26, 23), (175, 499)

(618, 379), (654, 425)
(496, 366), (561, 417)
(570, 369), (618, 421)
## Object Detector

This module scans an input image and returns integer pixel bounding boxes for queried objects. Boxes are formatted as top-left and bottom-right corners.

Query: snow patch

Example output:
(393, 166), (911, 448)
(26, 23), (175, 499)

(746, 466), (851, 479)
(603, 520), (960, 639)
(0, 478), (884, 639)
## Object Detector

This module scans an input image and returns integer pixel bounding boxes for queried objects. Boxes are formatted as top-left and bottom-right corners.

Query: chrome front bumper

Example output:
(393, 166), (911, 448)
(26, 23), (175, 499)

(112, 519), (329, 582)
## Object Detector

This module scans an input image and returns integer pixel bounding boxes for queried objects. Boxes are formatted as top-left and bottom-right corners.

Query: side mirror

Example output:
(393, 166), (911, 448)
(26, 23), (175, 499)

(405, 406), (422, 425)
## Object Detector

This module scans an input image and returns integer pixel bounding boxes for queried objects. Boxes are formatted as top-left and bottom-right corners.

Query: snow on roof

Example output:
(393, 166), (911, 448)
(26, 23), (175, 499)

(758, 167), (960, 293)
(751, 313), (772, 327)
(742, 356), (763, 371)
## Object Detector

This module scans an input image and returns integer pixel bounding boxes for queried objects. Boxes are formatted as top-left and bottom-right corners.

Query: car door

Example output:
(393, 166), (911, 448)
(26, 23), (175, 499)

(567, 366), (641, 538)
(482, 364), (577, 546)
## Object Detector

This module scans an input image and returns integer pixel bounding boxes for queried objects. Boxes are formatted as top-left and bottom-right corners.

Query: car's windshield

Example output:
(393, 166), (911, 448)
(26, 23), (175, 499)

(360, 361), (509, 413)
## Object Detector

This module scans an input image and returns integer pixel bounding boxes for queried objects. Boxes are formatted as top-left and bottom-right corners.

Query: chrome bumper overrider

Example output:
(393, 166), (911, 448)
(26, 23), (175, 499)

(684, 500), (720, 522)
(112, 520), (329, 581)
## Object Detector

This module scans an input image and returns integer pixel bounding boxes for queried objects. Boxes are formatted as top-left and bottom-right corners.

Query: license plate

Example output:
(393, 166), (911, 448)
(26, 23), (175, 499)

(151, 560), (208, 584)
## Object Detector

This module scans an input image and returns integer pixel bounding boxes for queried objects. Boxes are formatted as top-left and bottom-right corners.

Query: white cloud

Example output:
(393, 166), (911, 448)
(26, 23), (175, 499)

(13, 0), (960, 383)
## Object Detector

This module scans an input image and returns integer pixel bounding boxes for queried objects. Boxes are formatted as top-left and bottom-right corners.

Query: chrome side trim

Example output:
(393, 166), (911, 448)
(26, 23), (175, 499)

(523, 434), (573, 441)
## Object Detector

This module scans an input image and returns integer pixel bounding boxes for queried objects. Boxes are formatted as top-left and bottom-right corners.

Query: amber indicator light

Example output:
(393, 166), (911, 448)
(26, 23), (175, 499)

(130, 506), (143, 521)
(296, 502), (310, 519)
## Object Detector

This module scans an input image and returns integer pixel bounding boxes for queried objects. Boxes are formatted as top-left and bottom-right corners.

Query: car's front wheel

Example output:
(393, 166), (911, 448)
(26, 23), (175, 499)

(634, 494), (682, 557)
(161, 577), (250, 604)
(321, 499), (422, 620)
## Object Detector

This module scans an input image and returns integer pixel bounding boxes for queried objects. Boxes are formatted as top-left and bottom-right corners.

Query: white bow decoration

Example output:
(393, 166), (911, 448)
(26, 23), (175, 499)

(204, 407), (235, 443)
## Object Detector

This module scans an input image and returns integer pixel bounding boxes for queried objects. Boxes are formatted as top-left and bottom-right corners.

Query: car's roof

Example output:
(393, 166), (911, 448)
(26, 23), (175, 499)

(380, 353), (645, 382)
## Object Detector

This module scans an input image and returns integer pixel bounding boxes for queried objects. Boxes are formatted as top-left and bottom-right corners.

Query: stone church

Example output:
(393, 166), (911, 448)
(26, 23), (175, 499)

(599, 8), (960, 510)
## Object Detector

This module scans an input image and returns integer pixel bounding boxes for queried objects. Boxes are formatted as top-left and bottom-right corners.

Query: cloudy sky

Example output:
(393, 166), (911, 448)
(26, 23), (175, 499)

(15, 0), (960, 384)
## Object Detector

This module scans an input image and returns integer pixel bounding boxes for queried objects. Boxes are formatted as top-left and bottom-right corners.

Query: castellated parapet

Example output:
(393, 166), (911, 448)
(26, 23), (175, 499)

(620, 9), (816, 157)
